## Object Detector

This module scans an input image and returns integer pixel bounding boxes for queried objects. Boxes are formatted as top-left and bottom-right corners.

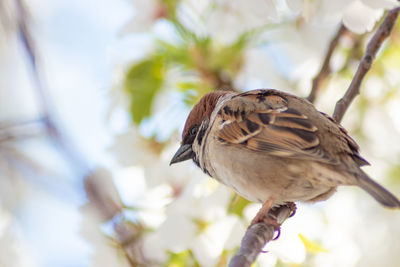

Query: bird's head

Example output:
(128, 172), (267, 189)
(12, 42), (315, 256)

(170, 90), (230, 165)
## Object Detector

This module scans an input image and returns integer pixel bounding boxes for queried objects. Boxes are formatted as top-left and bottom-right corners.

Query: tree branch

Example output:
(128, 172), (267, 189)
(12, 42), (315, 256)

(307, 24), (348, 103)
(333, 7), (400, 122)
(0, 118), (46, 143)
(229, 205), (294, 267)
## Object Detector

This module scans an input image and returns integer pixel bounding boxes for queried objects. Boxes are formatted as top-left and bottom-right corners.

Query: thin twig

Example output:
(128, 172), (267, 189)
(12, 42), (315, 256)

(333, 7), (400, 122)
(307, 24), (348, 103)
(229, 205), (293, 267)
(0, 118), (46, 143)
(15, 0), (90, 174)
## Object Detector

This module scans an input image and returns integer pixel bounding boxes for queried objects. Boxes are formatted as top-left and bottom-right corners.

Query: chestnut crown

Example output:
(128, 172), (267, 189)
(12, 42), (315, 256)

(181, 90), (230, 145)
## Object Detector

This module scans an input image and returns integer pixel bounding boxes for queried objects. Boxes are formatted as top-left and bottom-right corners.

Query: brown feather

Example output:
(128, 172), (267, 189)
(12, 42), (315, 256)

(182, 91), (231, 139)
(215, 90), (338, 164)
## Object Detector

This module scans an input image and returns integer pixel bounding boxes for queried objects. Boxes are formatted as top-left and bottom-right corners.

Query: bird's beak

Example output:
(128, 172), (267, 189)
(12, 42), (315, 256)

(170, 144), (193, 165)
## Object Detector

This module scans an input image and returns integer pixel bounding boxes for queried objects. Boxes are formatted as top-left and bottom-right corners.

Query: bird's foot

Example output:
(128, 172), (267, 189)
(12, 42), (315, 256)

(248, 197), (279, 229)
(286, 202), (297, 217)
(248, 201), (296, 230)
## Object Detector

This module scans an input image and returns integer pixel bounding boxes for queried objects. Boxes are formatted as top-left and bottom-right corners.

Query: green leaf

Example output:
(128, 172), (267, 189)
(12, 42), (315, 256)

(210, 33), (249, 72)
(156, 40), (195, 69)
(124, 57), (164, 124)
(274, 259), (304, 267)
(167, 250), (200, 267)
(227, 193), (251, 218)
(177, 82), (197, 91)
(387, 164), (400, 185)
(159, 0), (181, 21)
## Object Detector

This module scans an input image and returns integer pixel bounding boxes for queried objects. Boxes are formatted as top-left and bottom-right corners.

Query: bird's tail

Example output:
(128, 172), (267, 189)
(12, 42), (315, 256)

(356, 171), (400, 208)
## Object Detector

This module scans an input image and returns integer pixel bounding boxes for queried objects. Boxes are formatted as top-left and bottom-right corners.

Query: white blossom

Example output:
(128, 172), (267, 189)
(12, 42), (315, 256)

(178, 0), (279, 44)
(234, 47), (292, 91)
(110, 127), (160, 167)
(342, 0), (383, 34)
(151, 177), (246, 265)
(0, 207), (33, 267)
(79, 205), (130, 267)
(120, 0), (168, 35)
(286, 0), (397, 33)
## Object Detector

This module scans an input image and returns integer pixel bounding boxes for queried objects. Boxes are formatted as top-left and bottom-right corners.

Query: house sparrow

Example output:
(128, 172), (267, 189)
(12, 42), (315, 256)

(170, 89), (400, 218)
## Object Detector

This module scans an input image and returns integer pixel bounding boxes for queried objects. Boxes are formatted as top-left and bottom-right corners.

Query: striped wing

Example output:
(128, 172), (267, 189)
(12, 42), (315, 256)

(215, 90), (337, 164)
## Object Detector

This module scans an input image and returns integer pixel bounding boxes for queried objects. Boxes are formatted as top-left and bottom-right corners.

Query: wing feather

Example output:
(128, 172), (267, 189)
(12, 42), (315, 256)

(215, 90), (338, 164)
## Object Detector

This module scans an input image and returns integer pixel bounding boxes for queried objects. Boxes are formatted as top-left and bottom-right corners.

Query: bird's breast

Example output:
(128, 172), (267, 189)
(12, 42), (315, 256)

(200, 135), (336, 204)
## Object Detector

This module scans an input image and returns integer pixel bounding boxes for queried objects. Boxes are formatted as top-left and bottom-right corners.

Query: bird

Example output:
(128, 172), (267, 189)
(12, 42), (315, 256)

(170, 89), (400, 223)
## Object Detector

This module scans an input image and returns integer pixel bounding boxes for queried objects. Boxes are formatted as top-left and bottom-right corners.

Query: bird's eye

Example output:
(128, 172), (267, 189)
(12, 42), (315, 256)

(190, 126), (198, 136)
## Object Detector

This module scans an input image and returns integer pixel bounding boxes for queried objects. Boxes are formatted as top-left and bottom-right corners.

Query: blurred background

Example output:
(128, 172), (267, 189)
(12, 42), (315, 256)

(1, 0), (400, 266)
